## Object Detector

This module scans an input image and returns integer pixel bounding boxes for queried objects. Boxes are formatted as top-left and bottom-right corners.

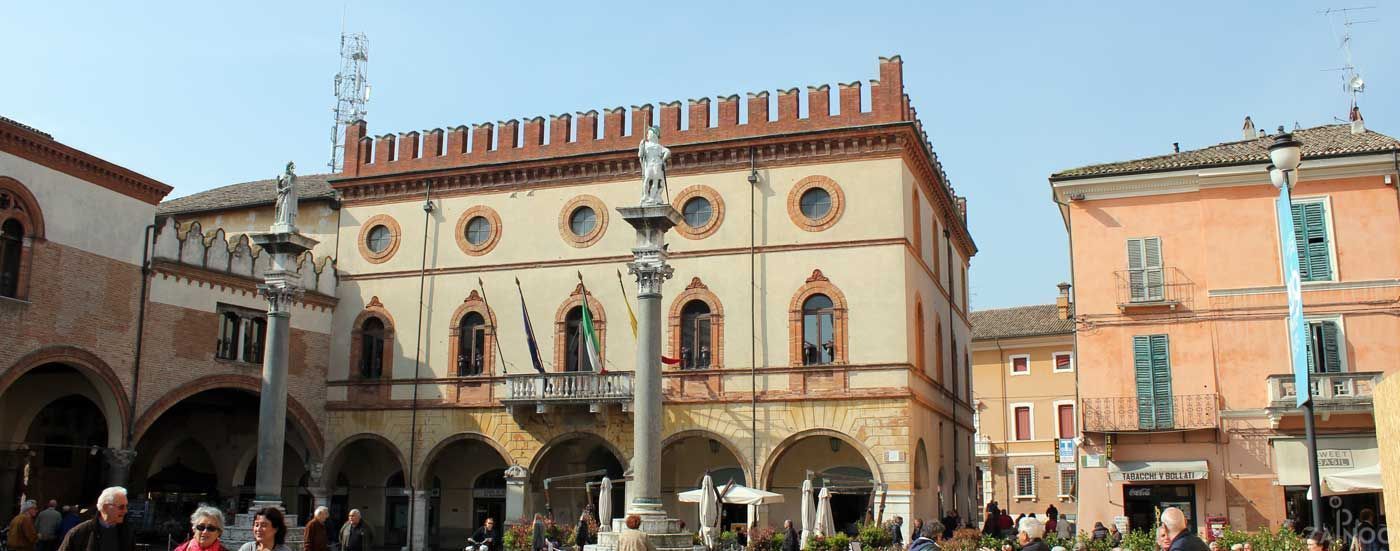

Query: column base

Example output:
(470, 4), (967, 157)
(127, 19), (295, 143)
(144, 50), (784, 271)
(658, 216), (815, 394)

(225, 501), (303, 551)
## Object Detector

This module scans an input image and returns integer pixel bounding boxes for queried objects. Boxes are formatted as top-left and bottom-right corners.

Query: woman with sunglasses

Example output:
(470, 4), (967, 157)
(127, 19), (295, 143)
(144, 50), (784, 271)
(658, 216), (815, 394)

(176, 506), (230, 551)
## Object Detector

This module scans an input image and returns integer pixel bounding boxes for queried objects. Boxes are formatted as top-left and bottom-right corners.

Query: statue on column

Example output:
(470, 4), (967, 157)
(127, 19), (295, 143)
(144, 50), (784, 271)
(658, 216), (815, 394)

(273, 161), (298, 231)
(638, 127), (670, 205)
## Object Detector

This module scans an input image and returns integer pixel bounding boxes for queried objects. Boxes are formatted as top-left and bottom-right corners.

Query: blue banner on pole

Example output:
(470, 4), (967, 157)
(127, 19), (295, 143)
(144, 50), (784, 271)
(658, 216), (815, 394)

(1276, 185), (1312, 408)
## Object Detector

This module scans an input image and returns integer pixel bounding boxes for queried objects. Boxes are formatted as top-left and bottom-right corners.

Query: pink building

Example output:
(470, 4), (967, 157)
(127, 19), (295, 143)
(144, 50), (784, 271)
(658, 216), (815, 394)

(1050, 117), (1399, 533)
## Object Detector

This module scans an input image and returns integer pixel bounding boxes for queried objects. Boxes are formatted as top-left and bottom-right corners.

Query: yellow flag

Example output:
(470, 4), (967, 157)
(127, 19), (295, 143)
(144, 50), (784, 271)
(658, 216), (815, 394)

(617, 270), (639, 338)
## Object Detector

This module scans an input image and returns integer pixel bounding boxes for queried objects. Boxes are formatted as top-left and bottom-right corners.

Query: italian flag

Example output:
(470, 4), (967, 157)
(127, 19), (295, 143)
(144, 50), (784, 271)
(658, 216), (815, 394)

(578, 272), (604, 373)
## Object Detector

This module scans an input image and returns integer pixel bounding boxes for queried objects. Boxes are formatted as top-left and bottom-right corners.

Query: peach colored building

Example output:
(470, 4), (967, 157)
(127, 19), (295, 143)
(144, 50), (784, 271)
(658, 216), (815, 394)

(971, 285), (1077, 522)
(1050, 118), (1400, 534)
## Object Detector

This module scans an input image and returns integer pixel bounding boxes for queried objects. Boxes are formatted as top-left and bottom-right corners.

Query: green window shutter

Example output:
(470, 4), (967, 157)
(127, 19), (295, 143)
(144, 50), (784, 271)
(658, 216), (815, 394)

(1134, 335), (1173, 430)
(1320, 321), (1342, 373)
(1291, 202), (1332, 282)
(1304, 322), (1318, 373)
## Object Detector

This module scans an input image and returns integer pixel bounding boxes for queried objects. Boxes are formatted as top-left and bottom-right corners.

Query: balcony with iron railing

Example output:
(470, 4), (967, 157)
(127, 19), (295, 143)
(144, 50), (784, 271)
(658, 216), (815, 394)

(1266, 371), (1380, 420)
(501, 371), (634, 413)
(1082, 393), (1219, 432)
(974, 437), (991, 459)
(1114, 267), (1193, 311)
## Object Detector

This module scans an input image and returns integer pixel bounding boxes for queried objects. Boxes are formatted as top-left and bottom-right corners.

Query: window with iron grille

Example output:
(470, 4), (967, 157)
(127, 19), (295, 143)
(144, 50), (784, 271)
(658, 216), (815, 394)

(1015, 466), (1035, 498)
(1059, 468), (1077, 497)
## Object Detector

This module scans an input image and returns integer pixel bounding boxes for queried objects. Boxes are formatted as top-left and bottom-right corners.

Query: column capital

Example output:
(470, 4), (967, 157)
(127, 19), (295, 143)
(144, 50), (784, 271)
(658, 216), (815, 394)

(103, 448), (138, 469)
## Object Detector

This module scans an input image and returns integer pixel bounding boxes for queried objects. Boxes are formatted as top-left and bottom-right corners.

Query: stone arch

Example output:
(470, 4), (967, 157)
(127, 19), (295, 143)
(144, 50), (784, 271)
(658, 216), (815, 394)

(758, 428), (883, 490)
(913, 293), (926, 375)
(0, 176), (44, 300)
(323, 432), (409, 489)
(554, 284), (607, 372)
(668, 277), (725, 370)
(132, 374), (324, 458)
(414, 431), (513, 488)
(661, 429), (753, 486)
(350, 296), (396, 380)
(0, 176), (46, 239)
(788, 269), (850, 366)
(914, 439), (929, 490)
(232, 441), (308, 495)
(526, 430), (626, 477)
(1, 346), (129, 446)
(448, 290), (497, 376)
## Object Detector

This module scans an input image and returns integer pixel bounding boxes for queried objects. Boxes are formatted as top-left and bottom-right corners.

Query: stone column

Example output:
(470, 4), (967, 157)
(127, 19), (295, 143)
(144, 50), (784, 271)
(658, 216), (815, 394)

(617, 205), (681, 518)
(408, 490), (429, 551)
(504, 465), (529, 524)
(104, 448), (137, 487)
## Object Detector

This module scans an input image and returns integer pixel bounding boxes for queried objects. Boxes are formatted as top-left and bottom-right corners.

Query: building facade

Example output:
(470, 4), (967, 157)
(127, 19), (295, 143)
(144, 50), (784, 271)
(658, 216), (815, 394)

(1051, 118), (1400, 533)
(2, 55), (978, 551)
(971, 287), (1077, 521)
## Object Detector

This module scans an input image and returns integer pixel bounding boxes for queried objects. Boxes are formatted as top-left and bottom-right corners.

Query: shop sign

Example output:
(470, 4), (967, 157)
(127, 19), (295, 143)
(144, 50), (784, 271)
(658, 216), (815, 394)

(1317, 449), (1353, 468)
(1058, 439), (1076, 464)
(1126, 487), (1153, 497)
(1082, 454), (1104, 468)
(1118, 470), (1206, 481)
(473, 488), (506, 499)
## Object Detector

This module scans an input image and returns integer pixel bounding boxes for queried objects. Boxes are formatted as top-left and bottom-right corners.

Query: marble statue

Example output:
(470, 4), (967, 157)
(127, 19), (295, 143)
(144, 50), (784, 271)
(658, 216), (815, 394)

(273, 161), (298, 231)
(638, 127), (670, 205)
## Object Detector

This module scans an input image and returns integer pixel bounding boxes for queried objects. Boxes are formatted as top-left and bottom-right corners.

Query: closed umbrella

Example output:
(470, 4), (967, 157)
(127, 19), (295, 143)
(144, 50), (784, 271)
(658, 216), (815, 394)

(800, 479), (814, 549)
(599, 477), (613, 532)
(815, 487), (835, 538)
(700, 474), (720, 550)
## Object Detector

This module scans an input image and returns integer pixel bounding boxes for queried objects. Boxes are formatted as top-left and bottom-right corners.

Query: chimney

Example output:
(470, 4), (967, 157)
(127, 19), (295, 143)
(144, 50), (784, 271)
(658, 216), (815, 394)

(1056, 282), (1073, 320)
(1242, 116), (1255, 140)
(1351, 105), (1365, 134)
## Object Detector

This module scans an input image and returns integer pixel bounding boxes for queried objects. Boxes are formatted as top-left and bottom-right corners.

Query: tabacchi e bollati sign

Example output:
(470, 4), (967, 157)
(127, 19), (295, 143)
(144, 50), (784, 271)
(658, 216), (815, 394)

(1116, 471), (1207, 482)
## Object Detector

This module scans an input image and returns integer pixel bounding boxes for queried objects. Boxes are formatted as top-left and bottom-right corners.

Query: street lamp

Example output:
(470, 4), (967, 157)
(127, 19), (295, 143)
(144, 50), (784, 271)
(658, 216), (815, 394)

(1267, 130), (1325, 532)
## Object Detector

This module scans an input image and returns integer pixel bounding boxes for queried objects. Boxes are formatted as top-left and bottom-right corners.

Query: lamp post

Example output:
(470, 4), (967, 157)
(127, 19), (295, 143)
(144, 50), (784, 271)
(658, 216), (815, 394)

(1267, 131), (1325, 532)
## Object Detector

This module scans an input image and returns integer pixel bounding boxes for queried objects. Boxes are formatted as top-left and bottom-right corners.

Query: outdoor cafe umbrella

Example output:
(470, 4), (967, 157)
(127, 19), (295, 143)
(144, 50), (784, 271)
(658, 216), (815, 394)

(814, 487), (835, 538)
(1324, 463), (1382, 495)
(699, 473), (719, 549)
(800, 479), (814, 550)
(677, 484), (785, 506)
(598, 477), (613, 532)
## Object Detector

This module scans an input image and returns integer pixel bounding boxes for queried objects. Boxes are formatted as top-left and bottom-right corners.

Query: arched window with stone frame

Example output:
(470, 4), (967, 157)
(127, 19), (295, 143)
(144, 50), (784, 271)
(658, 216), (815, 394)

(554, 284), (606, 373)
(788, 270), (849, 366)
(668, 277), (724, 370)
(350, 297), (395, 381)
(449, 291), (496, 377)
(0, 177), (44, 301)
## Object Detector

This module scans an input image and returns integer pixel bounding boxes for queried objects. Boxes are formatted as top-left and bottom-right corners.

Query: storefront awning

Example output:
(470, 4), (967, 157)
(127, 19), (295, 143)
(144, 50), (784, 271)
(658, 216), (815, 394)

(1273, 436), (1378, 488)
(1109, 460), (1209, 482)
(1324, 464), (1382, 495)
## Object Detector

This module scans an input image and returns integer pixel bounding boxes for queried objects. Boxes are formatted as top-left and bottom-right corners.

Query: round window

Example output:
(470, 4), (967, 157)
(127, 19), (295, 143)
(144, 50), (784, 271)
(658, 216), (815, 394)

(799, 188), (832, 220)
(569, 206), (598, 236)
(465, 216), (492, 245)
(682, 197), (713, 228)
(365, 225), (392, 253)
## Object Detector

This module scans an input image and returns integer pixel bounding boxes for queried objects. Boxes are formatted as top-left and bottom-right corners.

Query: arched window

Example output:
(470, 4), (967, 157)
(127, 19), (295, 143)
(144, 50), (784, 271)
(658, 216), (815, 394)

(934, 320), (945, 385)
(914, 299), (926, 374)
(457, 312), (486, 376)
(0, 219), (22, 298)
(802, 294), (836, 365)
(564, 306), (587, 372)
(360, 317), (386, 379)
(679, 300), (712, 370)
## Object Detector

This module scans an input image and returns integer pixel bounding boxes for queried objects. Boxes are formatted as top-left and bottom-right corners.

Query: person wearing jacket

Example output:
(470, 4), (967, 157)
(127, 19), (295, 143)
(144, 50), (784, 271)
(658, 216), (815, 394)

(302, 507), (329, 551)
(57, 507), (81, 544)
(338, 510), (374, 551)
(56, 487), (135, 551)
(1016, 518), (1048, 551)
(907, 522), (941, 551)
(174, 506), (230, 551)
(782, 520), (800, 551)
(8, 500), (39, 551)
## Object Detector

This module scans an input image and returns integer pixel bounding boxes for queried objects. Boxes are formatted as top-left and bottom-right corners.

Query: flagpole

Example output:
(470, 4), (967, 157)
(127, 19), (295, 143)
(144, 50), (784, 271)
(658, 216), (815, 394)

(478, 277), (508, 374)
(576, 271), (603, 373)
(514, 277), (546, 374)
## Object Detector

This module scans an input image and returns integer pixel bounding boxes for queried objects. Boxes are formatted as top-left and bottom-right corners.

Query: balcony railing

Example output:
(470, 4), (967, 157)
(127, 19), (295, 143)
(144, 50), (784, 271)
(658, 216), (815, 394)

(1266, 371), (1380, 411)
(1082, 393), (1219, 432)
(974, 437), (991, 457)
(1114, 267), (1192, 311)
(501, 371), (634, 408)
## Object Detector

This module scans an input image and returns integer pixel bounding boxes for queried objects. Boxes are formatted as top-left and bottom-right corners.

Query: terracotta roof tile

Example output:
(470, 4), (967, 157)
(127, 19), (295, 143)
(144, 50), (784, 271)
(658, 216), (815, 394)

(971, 304), (1073, 340)
(157, 173), (336, 216)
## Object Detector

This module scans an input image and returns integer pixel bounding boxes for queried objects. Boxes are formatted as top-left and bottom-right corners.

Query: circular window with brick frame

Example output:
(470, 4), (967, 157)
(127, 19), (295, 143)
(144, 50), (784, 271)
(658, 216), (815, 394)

(454, 205), (502, 256)
(358, 214), (402, 264)
(672, 185), (725, 240)
(558, 195), (609, 248)
(786, 175), (845, 232)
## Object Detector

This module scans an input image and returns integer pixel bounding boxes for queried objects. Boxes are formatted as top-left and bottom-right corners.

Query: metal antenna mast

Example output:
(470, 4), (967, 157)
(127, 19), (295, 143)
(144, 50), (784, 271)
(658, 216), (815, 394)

(330, 32), (370, 172)
(1320, 6), (1376, 118)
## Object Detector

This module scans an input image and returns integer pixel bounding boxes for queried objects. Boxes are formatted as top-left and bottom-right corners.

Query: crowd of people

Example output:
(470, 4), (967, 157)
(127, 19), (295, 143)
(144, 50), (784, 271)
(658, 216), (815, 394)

(6, 499), (88, 551)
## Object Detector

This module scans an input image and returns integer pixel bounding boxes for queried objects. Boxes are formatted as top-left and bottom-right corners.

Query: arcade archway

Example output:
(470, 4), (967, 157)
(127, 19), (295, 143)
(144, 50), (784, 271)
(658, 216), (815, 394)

(421, 435), (511, 550)
(530, 433), (625, 524)
(661, 432), (748, 529)
(764, 432), (880, 536)
(324, 435), (408, 548)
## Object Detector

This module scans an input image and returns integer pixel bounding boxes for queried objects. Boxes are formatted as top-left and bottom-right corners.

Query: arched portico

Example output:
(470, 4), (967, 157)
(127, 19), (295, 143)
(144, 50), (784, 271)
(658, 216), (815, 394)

(528, 431), (626, 523)
(419, 433), (512, 550)
(762, 429), (882, 536)
(661, 430), (750, 528)
(324, 433), (410, 548)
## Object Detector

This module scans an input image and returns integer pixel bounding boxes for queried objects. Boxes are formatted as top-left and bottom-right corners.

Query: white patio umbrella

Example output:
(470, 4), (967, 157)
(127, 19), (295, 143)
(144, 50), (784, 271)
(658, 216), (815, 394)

(699, 474), (720, 550)
(814, 487), (835, 538)
(598, 477), (613, 532)
(800, 479), (814, 550)
(677, 485), (785, 505)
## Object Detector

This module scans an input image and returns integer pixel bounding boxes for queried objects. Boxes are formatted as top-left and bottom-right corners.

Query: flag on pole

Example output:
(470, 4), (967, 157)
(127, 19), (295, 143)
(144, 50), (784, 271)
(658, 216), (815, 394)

(478, 277), (507, 374)
(515, 277), (545, 374)
(617, 270), (680, 365)
(577, 271), (604, 373)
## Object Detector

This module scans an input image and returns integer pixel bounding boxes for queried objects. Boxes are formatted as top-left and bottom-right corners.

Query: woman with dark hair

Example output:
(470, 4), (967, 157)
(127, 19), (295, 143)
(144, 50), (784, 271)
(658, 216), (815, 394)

(239, 508), (289, 551)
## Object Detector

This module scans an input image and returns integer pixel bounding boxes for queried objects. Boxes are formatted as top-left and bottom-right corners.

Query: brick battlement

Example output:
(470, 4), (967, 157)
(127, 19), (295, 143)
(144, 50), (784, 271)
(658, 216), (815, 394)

(339, 56), (943, 182)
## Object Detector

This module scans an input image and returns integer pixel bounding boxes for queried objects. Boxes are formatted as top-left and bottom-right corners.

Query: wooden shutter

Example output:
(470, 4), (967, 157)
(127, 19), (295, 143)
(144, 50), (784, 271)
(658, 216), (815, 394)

(1015, 407), (1031, 440)
(1134, 335), (1173, 429)
(1126, 238), (1164, 301)
(1058, 404), (1075, 439)
(1291, 202), (1332, 282)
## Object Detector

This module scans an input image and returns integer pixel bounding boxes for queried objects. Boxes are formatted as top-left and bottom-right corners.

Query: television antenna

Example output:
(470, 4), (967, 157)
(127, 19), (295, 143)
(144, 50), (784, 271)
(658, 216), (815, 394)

(1320, 6), (1376, 119)
(329, 28), (370, 172)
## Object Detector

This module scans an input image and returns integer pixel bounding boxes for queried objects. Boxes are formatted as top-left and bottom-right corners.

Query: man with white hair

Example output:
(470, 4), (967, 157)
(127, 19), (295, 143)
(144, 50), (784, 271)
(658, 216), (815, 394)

(303, 507), (329, 551)
(1160, 508), (1208, 551)
(1016, 517), (1048, 551)
(7, 500), (40, 551)
(56, 487), (134, 551)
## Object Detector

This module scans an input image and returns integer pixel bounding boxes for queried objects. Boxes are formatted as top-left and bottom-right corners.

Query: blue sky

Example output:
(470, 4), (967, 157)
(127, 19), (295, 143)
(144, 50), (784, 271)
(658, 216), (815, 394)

(3, 1), (1394, 309)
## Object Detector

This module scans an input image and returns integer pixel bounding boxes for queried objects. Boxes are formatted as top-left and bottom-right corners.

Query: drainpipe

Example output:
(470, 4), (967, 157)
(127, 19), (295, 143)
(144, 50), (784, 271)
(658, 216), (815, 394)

(747, 147), (760, 491)
(944, 228), (958, 514)
(1052, 189), (1081, 511)
(405, 182), (434, 551)
(121, 220), (158, 481)
(995, 337), (1010, 508)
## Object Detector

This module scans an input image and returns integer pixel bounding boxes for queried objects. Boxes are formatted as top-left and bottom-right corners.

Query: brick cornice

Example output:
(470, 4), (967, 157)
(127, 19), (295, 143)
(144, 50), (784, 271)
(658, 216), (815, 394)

(151, 259), (338, 311)
(0, 119), (172, 205)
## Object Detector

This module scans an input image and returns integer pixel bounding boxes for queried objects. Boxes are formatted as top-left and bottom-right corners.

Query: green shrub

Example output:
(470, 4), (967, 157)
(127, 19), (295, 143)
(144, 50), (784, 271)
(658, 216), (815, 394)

(768, 532), (786, 551)
(857, 521), (894, 550)
(719, 530), (739, 549)
(1119, 530), (1156, 551)
(827, 533), (852, 551)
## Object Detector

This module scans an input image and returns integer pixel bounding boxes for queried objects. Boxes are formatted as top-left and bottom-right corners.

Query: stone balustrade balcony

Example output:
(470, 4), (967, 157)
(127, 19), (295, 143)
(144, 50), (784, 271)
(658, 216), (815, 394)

(502, 371), (634, 413)
(1265, 371), (1381, 425)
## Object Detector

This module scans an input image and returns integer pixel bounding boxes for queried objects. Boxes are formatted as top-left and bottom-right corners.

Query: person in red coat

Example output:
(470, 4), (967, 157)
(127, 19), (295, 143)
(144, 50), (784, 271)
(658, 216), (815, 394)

(175, 506), (230, 551)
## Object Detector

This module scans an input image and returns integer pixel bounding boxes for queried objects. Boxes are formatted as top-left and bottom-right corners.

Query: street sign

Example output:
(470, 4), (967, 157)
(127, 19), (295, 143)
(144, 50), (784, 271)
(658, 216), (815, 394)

(1058, 439), (1076, 464)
